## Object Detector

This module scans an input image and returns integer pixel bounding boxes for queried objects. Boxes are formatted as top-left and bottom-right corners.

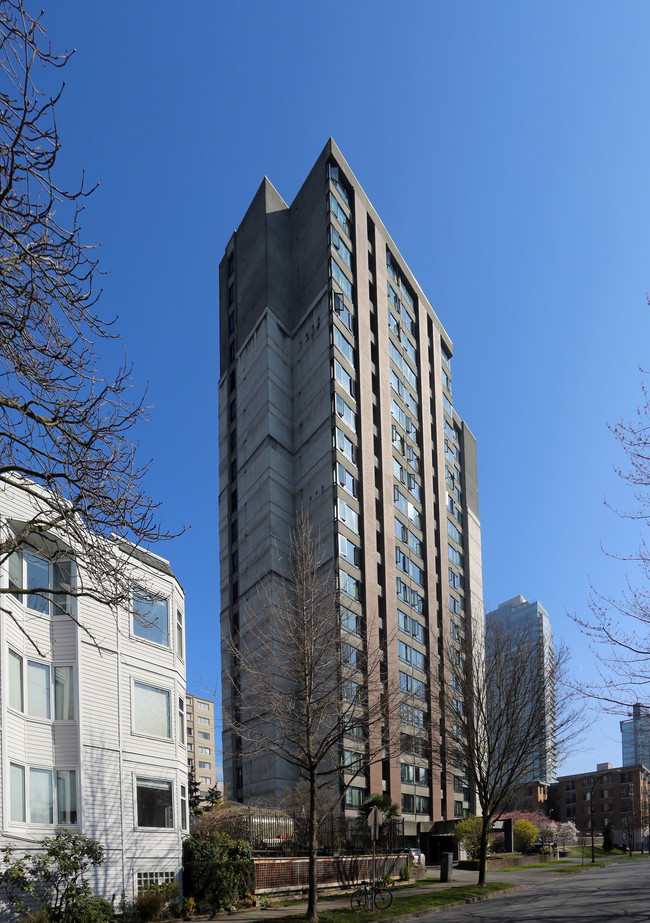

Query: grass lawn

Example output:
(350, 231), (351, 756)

(541, 863), (615, 874)
(499, 860), (573, 871)
(569, 846), (624, 859)
(259, 884), (514, 922)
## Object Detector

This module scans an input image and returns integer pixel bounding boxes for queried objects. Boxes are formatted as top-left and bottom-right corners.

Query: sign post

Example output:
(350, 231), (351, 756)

(367, 807), (383, 910)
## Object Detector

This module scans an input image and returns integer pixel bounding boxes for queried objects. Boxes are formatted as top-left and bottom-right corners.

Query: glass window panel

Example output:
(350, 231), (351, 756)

(180, 784), (188, 830)
(333, 326), (354, 363)
(10, 763), (25, 822)
(54, 666), (74, 720)
(137, 779), (173, 828)
(26, 554), (49, 614)
(53, 560), (72, 615)
(57, 770), (77, 824)
(133, 593), (169, 647)
(28, 661), (50, 719)
(176, 610), (184, 658)
(331, 227), (352, 267)
(30, 768), (53, 824)
(9, 650), (23, 711)
(329, 193), (350, 237)
(134, 682), (170, 738)
(9, 551), (22, 595)
(331, 259), (352, 299)
(178, 697), (185, 745)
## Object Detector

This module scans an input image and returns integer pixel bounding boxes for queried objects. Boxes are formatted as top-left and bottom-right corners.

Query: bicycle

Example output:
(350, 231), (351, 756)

(350, 880), (393, 911)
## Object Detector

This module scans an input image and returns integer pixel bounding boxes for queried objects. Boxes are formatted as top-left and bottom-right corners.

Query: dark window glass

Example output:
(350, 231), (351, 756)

(137, 779), (173, 828)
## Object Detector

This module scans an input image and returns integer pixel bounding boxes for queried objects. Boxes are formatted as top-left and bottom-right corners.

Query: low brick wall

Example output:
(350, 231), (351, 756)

(253, 854), (405, 893)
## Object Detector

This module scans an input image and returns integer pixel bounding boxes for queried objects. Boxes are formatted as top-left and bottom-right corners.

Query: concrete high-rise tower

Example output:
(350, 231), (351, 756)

(218, 140), (483, 854)
(485, 595), (557, 783)
(621, 703), (650, 767)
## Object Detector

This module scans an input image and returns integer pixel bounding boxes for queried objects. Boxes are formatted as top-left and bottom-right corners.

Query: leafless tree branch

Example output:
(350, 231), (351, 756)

(443, 617), (585, 886)
(574, 352), (650, 708)
(0, 0), (180, 643)
(223, 514), (398, 922)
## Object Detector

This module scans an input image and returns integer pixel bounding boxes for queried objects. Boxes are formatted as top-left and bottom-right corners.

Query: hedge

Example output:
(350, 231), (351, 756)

(183, 859), (255, 909)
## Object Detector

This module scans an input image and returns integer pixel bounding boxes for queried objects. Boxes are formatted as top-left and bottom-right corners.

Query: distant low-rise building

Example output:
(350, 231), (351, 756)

(548, 762), (650, 850)
(186, 694), (217, 801)
(504, 780), (549, 814)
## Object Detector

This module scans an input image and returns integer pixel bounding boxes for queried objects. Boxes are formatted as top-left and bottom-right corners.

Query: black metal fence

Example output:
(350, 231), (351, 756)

(213, 806), (404, 857)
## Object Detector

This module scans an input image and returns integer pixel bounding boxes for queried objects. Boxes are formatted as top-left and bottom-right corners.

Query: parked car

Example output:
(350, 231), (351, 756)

(404, 847), (424, 864)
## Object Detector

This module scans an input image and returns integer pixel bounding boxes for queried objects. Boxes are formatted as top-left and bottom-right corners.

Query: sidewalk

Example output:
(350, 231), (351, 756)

(197, 854), (642, 922)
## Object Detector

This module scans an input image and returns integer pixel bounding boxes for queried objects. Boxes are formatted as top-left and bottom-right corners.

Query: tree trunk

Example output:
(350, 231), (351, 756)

(477, 814), (491, 887)
(306, 770), (319, 923)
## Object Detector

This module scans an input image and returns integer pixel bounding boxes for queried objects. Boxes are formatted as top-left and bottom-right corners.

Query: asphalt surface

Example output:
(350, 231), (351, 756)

(419, 858), (650, 922)
(192, 855), (650, 922)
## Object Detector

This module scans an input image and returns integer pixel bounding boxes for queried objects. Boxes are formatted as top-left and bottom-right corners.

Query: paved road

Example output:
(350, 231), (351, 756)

(422, 860), (650, 922)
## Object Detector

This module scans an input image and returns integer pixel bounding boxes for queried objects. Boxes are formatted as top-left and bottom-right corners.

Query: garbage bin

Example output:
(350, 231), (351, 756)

(440, 852), (453, 882)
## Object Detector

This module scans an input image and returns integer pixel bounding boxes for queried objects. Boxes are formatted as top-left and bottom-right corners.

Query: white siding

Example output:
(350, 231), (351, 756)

(79, 647), (119, 750)
(0, 480), (187, 900)
(53, 723), (79, 766)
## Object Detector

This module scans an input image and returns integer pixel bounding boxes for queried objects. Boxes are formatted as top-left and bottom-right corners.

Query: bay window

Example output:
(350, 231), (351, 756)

(8, 551), (72, 615)
(8, 652), (75, 721)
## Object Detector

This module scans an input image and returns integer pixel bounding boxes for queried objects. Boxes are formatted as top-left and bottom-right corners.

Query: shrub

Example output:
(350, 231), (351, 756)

(133, 882), (179, 922)
(453, 814), (492, 859)
(76, 895), (115, 922)
(491, 836), (506, 854)
(183, 832), (252, 862)
(23, 912), (51, 923)
(0, 828), (106, 923)
(513, 819), (539, 853)
(182, 833), (255, 910)
(183, 859), (255, 911)
(183, 896), (197, 916)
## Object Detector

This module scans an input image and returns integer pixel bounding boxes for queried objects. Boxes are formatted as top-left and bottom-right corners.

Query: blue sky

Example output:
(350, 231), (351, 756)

(44, 1), (650, 777)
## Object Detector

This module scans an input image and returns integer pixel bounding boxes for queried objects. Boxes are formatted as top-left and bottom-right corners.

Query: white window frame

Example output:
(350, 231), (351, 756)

(132, 591), (170, 648)
(132, 680), (171, 740)
(134, 776), (175, 830)
(7, 550), (74, 617)
(178, 695), (185, 746)
(176, 608), (184, 659)
(7, 763), (78, 827)
(7, 653), (76, 722)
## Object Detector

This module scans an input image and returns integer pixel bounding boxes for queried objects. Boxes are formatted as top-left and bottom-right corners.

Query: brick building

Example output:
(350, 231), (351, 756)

(548, 762), (650, 850)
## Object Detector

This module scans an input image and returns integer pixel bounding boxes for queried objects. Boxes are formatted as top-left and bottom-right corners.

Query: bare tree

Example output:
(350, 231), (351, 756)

(444, 618), (584, 886)
(573, 357), (650, 706)
(0, 0), (175, 647)
(224, 515), (396, 923)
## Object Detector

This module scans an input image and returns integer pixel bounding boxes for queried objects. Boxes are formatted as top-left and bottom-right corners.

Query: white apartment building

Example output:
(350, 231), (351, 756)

(0, 479), (187, 902)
